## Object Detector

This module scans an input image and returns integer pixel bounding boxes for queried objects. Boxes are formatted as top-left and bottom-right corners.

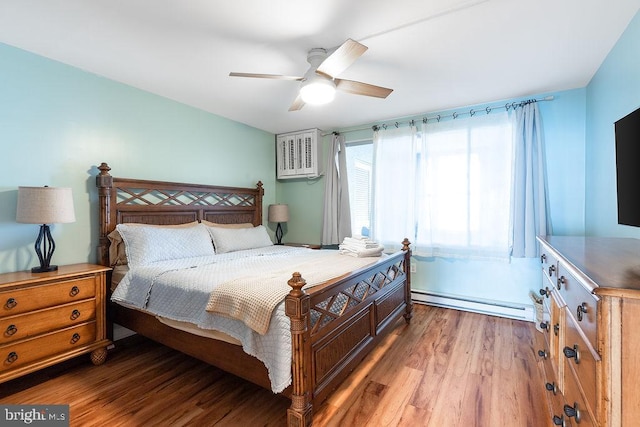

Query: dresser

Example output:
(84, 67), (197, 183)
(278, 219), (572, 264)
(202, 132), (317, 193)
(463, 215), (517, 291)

(536, 236), (640, 426)
(0, 263), (111, 383)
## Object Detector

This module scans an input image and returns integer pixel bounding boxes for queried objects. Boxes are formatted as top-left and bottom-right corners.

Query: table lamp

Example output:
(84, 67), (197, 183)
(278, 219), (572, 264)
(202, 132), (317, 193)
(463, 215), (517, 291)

(16, 186), (76, 273)
(268, 204), (289, 245)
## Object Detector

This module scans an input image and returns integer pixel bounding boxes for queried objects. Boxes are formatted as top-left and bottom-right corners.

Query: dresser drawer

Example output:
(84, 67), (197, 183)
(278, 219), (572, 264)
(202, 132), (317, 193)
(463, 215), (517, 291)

(563, 362), (596, 427)
(0, 322), (96, 372)
(0, 276), (96, 316)
(563, 314), (598, 413)
(557, 267), (598, 350)
(0, 300), (96, 344)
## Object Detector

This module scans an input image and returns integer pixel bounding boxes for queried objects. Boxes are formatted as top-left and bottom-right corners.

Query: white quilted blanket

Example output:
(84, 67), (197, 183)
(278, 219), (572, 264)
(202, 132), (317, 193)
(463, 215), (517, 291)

(110, 245), (384, 393)
(206, 250), (381, 334)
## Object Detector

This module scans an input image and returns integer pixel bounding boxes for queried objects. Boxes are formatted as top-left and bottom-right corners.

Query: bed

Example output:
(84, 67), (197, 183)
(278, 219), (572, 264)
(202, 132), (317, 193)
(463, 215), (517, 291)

(95, 162), (413, 426)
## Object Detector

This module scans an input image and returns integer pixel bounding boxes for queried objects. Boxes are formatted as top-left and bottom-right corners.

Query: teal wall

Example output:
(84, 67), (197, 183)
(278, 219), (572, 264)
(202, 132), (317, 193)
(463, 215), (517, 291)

(585, 10), (640, 237)
(0, 43), (276, 274)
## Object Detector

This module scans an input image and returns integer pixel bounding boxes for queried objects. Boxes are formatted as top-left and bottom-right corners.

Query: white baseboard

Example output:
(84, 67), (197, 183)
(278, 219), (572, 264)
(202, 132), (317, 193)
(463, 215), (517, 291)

(412, 290), (535, 322)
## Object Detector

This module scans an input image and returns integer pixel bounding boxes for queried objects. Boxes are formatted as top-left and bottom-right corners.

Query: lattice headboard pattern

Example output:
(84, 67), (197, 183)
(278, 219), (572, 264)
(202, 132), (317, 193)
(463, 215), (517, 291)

(95, 162), (264, 266)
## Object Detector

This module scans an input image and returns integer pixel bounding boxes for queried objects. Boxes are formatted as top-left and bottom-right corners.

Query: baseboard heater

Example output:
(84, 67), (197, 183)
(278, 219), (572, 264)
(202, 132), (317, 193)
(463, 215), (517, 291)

(412, 290), (535, 322)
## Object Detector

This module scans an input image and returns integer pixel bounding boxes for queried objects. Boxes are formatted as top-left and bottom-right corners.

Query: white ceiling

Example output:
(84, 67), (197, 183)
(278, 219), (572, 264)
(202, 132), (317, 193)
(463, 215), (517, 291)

(1, 0), (639, 135)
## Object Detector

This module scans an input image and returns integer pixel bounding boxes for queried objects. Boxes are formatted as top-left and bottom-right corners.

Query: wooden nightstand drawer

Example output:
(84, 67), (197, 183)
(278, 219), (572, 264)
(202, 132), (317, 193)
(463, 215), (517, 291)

(0, 322), (96, 373)
(0, 299), (96, 344)
(0, 276), (96, 316)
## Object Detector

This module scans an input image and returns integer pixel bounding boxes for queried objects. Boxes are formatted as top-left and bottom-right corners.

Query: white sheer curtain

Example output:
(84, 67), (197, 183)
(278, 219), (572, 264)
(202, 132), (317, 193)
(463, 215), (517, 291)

(370, 125), (418, 252)
(371, 112), (514, 259)
(321, 133), (352, 245)
(511, 102), (551, 257)
(417, 112), (513, 259)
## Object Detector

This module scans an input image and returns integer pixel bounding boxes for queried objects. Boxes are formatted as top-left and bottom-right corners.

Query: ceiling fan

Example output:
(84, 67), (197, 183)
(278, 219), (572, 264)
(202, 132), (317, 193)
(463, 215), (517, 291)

(229, 39), (393, 111)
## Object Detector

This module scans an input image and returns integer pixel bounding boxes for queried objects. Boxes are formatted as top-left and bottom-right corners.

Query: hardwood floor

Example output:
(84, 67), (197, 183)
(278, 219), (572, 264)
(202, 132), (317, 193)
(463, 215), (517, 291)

(0, 304), (550, 426)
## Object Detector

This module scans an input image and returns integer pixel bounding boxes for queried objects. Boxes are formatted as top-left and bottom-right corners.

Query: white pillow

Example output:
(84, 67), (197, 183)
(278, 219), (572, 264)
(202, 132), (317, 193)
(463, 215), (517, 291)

(116, 223), (215, 268)
(206, 225), (273, 254)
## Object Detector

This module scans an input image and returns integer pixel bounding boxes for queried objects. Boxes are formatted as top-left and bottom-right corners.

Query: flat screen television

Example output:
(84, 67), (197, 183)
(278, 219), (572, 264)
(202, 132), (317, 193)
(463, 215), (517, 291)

(615, 106), (640, 227)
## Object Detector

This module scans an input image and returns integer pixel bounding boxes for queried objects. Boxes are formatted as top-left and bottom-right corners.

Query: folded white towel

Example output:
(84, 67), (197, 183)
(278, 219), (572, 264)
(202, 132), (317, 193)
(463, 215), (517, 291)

(339, 244), (384, 258)
(342, 236), (380, 249)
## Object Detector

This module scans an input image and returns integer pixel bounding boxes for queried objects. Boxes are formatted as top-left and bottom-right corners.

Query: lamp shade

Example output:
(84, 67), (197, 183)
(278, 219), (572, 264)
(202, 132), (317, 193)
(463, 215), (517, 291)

(268, 204), (289, 223)
(16, 186), (76, 224)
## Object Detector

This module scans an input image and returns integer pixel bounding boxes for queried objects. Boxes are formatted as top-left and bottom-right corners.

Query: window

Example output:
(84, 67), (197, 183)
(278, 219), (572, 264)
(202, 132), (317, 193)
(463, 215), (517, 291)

(345, 141), (373, 236)
(346, 111), (514, 260)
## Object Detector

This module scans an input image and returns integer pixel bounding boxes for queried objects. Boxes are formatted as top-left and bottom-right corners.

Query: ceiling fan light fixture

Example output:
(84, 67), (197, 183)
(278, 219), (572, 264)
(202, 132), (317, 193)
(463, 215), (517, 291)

(299, 78), (336, 105)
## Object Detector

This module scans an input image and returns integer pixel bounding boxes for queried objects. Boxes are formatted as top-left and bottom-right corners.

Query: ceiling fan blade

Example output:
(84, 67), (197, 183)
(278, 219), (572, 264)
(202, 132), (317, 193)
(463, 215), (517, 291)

(335, 79), (393, 99)
(229, 72), (303, 81)
(288, 95), (305, 111)
(316, 39), (368, 78)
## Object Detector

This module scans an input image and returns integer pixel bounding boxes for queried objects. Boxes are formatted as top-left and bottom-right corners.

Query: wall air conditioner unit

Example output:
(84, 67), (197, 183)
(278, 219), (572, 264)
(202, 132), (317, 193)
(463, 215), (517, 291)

(276, 128), (323, 179)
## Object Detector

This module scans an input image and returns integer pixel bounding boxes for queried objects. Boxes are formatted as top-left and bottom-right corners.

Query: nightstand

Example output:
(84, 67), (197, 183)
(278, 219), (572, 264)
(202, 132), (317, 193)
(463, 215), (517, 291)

(284, 243), (322, 249)
(0, 263), (111, 383)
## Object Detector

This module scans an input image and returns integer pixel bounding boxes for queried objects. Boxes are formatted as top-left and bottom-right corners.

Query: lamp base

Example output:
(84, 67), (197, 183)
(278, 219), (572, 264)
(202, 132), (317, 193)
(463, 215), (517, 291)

(32, 265), (58, 273)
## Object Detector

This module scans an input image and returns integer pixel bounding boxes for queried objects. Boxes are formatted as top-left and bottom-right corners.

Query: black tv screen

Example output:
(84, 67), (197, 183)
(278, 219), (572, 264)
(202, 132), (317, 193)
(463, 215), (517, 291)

(615, 106), (640, 227)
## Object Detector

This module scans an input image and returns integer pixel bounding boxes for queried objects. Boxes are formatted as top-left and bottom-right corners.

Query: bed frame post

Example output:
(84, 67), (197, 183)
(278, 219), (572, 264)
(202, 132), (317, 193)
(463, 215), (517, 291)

(402, 238), (414, 324)
(285, 272), (313, 427)
(96, 162), (113, 267)
(255, 181), (264, 226)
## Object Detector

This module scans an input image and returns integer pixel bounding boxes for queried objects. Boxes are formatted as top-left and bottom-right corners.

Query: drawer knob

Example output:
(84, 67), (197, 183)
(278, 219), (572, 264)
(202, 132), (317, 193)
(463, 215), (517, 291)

(69, 286), (80, 297)
(563, 344), (581, 364)
(5, 351), (18, 364)
(564, 403), (581, 423)
(539, 287), (550, 298)
(540, 321), (549, 331)
(70, 333), (81, 344)
(557, 275), (566, 290)
(537, 349), (549, 360)
(540, 254), (547, 263)
(553, 323), (560, 336)
(548, 265), (556, 277)
(70, 309), (81, 320)
(545, 382), (558, 395)
(4, 324), (17, 336)
(552, 415), (566, 426)
(576, 303), (588, 322)
(4, 298), (17, 310)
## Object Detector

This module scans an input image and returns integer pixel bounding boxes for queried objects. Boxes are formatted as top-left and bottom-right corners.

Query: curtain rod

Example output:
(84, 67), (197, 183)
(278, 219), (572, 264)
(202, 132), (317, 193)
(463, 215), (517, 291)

(326, 95), (554, 136)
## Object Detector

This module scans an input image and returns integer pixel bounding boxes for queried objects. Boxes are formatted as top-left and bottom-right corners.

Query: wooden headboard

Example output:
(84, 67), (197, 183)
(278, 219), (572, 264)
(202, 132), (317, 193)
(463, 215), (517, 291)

(95, 162), (264, 267)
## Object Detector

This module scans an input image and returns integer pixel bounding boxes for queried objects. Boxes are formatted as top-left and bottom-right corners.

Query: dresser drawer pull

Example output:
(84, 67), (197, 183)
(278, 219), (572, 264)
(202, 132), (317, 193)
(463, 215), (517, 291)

(564, 403), (581, 423)
(537, 349), (549, 360)
(69, 286), (80, 297)
(4, 324), (17, 336)
(5, 352), (18, 364)
(70, 309), (81, 320)
(553, 323), (560, 336)
(539, 287), (550, 298)
(563, 344), (580, 364)
(548, 265), (556, 277)
(540, 254), (547, 263)
(545, 382), (558, 395)
(576, 303), (588, 322)
(540, 321), (549, 331)
(557, 275), (566, 290)
(70, 333), (81, 344)
(553, 415), (567, 426)
(4, 298), (17, 310)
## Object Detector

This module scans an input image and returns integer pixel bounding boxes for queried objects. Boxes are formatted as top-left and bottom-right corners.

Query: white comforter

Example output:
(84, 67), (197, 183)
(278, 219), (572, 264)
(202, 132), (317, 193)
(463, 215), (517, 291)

(111, 245), (382, 393)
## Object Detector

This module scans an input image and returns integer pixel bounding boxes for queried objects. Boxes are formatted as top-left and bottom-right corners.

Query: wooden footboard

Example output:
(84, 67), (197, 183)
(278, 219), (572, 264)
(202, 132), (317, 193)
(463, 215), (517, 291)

(285, 241), (412, 426)
(95, 162), (412, 427)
